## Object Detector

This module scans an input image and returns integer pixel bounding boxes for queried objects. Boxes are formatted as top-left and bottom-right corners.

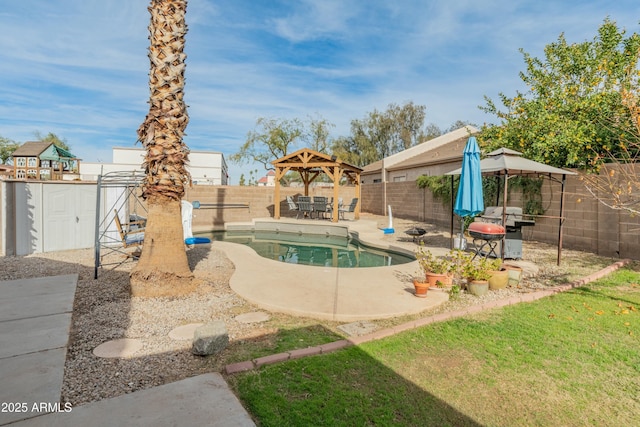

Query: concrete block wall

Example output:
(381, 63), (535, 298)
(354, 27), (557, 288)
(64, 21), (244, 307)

(0, 182), (4, 256)
(362, 181), (456, 228)
(362, 167), (640, 260)
(184, 185), (356, 232)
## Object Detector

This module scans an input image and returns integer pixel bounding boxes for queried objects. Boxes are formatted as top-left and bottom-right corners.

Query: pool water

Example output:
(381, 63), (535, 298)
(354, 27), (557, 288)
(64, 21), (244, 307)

(202, 230), (414, 268)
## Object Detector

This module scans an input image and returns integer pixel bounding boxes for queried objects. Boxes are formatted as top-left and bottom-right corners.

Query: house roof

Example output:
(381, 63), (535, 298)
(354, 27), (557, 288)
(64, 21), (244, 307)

(386, 134), (469, 171)
(11, 141), (52, 157)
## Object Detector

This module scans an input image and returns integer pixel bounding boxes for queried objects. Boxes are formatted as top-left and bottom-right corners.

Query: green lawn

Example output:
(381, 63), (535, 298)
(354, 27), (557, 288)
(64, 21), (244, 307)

(227, 268), (640, 426)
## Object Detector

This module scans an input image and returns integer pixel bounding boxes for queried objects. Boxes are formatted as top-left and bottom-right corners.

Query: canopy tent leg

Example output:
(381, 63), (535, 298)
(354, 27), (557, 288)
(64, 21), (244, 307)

(557, 174), (566, 266)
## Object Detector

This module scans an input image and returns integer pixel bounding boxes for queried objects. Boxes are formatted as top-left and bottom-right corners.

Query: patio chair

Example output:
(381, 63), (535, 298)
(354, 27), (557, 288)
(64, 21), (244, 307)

(113, 209), (145, 248)
(312, 196), (330, 219)
(297, 196), (313, 218)
(338, 198), (358, 220)
(286, 195), (300, 218)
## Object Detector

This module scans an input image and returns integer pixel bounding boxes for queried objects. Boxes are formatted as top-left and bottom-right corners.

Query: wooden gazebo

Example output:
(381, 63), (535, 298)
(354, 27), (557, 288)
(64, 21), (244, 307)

(272, 148), (363, 222)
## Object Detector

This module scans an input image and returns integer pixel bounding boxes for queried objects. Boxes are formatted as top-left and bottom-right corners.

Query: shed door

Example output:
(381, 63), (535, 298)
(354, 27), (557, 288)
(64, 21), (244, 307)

(43, 185), (96, 252)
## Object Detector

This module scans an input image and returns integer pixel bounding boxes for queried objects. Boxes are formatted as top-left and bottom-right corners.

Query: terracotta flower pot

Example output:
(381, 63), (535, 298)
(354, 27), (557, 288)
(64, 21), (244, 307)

(413, 278), (429, 298)
(488, 269), (509, 290)
(425, 272), (453, 288)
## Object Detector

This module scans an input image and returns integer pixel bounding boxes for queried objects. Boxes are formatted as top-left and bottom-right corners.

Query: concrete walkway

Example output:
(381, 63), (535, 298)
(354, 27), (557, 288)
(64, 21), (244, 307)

(0, 274), (255, 427)
(0, 275), (76, 426)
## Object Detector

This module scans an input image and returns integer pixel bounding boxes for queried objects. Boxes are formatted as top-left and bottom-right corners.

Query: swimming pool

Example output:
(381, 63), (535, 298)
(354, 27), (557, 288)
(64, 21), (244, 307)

(201, 229), (414, 268)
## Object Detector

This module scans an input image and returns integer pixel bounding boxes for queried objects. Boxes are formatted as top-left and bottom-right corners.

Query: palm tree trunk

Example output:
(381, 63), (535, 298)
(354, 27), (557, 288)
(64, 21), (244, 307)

(130, 0), (195, 297)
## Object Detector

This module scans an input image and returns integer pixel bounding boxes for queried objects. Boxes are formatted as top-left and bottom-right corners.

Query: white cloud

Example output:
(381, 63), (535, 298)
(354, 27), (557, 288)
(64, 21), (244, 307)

(1, 0), (640, 183)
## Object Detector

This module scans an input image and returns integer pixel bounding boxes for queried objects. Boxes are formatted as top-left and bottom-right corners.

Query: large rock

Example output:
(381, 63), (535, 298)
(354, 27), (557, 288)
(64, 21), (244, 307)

(191, 321), (229, 356)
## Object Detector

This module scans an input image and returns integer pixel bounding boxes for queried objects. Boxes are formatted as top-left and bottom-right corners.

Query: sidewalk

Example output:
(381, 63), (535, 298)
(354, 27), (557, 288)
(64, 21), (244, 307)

(0, 274), (255, 427)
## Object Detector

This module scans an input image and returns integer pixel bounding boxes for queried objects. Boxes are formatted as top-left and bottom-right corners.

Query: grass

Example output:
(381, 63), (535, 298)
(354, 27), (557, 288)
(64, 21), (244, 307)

(227, 268), (640, 426)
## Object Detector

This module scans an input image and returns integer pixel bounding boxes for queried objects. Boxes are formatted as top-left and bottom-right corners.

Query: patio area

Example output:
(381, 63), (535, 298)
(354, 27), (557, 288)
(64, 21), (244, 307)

(218, 214), (542, 322)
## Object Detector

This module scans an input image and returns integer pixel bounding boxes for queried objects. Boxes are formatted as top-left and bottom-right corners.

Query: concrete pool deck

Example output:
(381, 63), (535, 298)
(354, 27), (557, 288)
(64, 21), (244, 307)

(215, 218), (451, 321)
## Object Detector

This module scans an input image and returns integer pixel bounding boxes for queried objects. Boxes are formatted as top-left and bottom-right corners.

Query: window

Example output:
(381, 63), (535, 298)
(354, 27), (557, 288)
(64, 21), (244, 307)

(27, 157), (38, 167)
(16, 157), (26, 167)
(16, 170), (26, 179)
(27, 169), (38, 178)
(41, 160), (51, 168)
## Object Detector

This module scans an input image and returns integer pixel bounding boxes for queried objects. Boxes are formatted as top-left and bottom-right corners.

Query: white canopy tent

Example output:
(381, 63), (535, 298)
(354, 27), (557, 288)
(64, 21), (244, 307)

(446, 148), (576, 265)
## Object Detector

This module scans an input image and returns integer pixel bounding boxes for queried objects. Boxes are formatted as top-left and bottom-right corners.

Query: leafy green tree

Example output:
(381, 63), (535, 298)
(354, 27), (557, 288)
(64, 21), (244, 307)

(481, 19), (640, 170)
(0, 136), (20, 164)
(424, 123), (443, 141)
(303, 114), (334, 153)
(231, 117), (303, 171)
(332, 101), (427, 166)
(34, 131), (71, 151)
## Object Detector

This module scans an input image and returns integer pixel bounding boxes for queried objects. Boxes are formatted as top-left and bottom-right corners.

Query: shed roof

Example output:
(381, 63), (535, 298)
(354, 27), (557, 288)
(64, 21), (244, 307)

(11, 141), (78, 160)
(11, 141), (52, 157)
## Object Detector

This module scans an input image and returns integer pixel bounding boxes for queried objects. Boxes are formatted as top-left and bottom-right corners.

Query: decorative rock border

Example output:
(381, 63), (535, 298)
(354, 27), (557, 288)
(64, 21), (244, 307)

(224, 259), (632, 375)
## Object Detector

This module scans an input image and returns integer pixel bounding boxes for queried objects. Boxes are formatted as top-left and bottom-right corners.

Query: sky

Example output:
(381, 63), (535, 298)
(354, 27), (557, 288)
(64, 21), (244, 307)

(1, 1), (639, 184)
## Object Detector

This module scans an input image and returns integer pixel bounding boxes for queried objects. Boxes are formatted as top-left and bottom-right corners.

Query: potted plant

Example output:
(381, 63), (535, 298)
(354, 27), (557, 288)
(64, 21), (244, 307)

(487, 258), (509, 290)
(412, 273), (430, 298)
(416, 246), (456, 288)
(463, 257), (492, 296)
(502, 263), (524, 287)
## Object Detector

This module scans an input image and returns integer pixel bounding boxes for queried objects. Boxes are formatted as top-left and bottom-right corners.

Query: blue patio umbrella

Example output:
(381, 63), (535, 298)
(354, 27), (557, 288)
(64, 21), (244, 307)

(453, 136), (484, 240)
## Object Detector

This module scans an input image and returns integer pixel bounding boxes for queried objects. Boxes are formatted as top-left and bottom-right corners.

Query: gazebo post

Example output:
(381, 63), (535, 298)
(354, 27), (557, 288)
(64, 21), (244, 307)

(332, 166), (341, 222)
(354, 173), (361, 219)
(273, 166), (282, 219)
(501, 172), (509, 260)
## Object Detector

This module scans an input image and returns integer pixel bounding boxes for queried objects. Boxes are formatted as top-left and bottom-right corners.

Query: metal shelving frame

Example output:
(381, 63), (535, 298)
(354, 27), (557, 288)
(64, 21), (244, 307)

(94, 170), (147, 279)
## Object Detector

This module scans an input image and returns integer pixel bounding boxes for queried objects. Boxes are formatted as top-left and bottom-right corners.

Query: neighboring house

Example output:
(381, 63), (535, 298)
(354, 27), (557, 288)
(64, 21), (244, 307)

(0, 164), (13, 180)
(361, 125), (479, 184)
(11, 141), (80, 180)
(80, 147), (229, 185)
(256, 170), (275, 187)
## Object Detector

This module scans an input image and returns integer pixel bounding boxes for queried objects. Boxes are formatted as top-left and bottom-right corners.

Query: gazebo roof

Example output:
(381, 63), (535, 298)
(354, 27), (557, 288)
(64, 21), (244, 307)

(445, 147), (576, 176)
(271, 148), (363, 222)
(272, 148), (362, 175)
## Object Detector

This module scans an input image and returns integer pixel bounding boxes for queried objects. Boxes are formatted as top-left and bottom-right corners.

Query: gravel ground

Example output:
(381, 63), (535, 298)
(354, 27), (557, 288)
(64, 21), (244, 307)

(0, 214), (622, 406)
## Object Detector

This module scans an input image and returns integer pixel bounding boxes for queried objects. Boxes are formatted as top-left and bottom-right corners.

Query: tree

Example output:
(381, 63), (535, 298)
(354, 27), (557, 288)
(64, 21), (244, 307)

(130, 0), (194, 297)
(0, 136), (19, 164)
(331, 101), (427, 166)
(303, 114), (334, 153)
(580, 48), (640, 215)
(481, 19), (640, 170)
(34, 131), (71, 151)
(423, 123), (443, 141)
(231, 117), (303, 171)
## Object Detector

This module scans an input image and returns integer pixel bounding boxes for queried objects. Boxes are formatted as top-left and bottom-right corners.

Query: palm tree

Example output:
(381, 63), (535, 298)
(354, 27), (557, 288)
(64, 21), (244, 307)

(130, 0), (195, 297)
